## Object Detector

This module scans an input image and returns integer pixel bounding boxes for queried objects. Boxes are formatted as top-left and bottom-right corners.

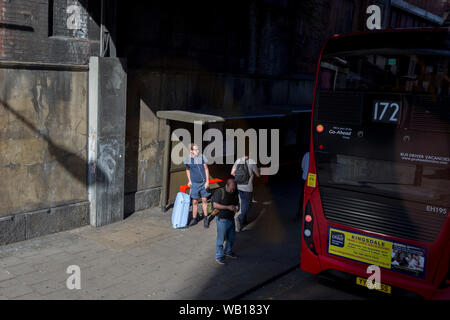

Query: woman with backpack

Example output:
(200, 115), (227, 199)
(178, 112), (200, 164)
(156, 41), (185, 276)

(231, 152), (260, 231)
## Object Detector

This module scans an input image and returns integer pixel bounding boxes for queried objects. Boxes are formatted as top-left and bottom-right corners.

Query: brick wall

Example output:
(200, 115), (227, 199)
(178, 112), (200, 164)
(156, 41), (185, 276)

(51, 0), (89, 39)
(0, 0), (100, 64)
(0, 0), (5, 59)
(120, 0), (362, 75)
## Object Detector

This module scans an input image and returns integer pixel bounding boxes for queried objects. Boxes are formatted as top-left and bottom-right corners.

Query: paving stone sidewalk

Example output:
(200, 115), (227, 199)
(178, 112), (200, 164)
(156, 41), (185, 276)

(0, 181), (302, 300)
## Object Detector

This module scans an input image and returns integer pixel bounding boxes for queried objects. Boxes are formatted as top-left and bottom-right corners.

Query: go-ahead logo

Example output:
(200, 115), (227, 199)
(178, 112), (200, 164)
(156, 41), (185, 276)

(330, 231), (345, 247)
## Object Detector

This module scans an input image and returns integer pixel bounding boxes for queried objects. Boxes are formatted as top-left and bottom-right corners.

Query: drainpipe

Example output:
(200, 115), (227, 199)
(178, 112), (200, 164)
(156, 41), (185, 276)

(160, 120), (172, 212)
(99, 0), (117, 57)
(100, 0), (105, 56)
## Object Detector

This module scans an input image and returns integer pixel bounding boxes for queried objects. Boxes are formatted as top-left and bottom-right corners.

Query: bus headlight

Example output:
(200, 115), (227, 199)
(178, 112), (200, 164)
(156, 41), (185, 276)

(316, 124), (324, 133)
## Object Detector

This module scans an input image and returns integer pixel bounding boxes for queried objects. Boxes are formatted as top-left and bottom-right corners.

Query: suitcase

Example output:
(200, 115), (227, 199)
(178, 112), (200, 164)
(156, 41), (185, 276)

(172, 192), (191, 228)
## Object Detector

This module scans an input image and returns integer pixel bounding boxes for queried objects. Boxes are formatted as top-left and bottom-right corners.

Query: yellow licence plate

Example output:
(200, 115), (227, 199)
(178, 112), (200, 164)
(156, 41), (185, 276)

(356, 277), (392, 294)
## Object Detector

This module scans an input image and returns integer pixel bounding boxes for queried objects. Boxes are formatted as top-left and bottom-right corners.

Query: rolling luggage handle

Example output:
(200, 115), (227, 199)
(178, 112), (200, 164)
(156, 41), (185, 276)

(180, 178), (224, 217)
(179, 178), (223, 193)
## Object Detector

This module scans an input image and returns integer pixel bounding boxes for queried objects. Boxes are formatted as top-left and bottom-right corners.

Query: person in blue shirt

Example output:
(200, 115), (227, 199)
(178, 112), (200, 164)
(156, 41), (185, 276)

(184, 143), (211, 227)
(297, 152), (309, 219)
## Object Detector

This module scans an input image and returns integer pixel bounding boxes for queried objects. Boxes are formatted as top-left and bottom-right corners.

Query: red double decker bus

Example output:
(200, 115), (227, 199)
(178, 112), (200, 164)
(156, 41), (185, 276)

(300, 28), (450, 299)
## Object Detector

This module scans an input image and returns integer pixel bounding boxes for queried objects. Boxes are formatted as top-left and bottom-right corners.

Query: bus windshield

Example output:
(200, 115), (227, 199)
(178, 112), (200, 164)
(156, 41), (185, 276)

(319, 51), (450, 95)
(315, 50), (450, 208)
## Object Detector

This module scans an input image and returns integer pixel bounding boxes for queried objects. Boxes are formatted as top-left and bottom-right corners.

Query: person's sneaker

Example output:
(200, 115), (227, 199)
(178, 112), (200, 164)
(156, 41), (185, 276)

(188, 217), (198, 227)
(215, 257), (226, 265)
(224, 252), (238, 259)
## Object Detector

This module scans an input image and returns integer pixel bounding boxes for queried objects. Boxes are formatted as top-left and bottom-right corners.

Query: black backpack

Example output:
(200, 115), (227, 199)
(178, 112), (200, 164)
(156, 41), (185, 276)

(234, 159), (250, 184)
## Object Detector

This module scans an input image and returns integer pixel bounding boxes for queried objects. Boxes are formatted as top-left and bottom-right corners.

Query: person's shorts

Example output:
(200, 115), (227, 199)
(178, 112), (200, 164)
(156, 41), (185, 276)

(190, 182), (211, 199)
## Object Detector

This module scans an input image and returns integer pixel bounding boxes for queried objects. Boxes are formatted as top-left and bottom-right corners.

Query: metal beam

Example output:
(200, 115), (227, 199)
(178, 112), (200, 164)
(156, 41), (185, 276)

(391, 0), (445, 25)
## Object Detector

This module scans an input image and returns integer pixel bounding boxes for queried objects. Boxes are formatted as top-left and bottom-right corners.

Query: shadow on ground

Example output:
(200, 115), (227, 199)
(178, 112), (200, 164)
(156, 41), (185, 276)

(189, 172), (304, 299)
(0, 172), (306, 300)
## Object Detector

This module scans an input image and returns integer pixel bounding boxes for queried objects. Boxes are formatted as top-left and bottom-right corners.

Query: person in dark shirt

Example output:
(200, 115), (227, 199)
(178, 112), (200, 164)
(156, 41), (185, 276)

(212, 177), (240, 264)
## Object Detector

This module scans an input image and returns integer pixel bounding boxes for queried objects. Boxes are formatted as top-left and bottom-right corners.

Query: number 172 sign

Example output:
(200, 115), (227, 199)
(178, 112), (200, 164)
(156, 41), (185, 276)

(372, 101), (401, 124)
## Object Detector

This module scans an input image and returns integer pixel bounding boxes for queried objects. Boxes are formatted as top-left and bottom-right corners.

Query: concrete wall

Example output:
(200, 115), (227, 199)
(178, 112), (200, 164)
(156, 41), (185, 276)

(124, 71), (165, 215)
(0, 64), (89, 245)
(88, 57), (127, 227)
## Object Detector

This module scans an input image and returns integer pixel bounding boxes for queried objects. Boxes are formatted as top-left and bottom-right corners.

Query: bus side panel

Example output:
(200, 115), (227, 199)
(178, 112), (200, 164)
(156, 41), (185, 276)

(300, 187), (325, 274)
(431, 288), (450, 300)
(431, 219), (450, 287)
(300, 239), (322, 274)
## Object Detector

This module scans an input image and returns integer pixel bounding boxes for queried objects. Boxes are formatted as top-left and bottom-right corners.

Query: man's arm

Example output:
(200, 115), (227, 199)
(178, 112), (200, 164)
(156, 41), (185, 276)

(252, 163), (260, 178)
(254, 166), (260, 178)
(186, 168), (192, 187)
(231, 160), (238, 176)
(213, 202), (234, 211)
(204, 163), (210, 189)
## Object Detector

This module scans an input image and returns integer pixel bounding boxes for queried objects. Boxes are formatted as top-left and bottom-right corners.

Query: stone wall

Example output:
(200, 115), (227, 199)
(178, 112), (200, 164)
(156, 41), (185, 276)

(0, 64), (89, 245)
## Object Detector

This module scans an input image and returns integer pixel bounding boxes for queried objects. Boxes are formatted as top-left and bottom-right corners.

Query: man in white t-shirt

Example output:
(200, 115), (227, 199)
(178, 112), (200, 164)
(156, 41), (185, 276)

(231, 153), (260, 231)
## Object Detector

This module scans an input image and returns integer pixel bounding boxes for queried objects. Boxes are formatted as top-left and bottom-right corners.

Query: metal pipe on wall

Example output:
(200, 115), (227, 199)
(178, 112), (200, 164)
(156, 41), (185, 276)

(160, 120), (172, 212)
